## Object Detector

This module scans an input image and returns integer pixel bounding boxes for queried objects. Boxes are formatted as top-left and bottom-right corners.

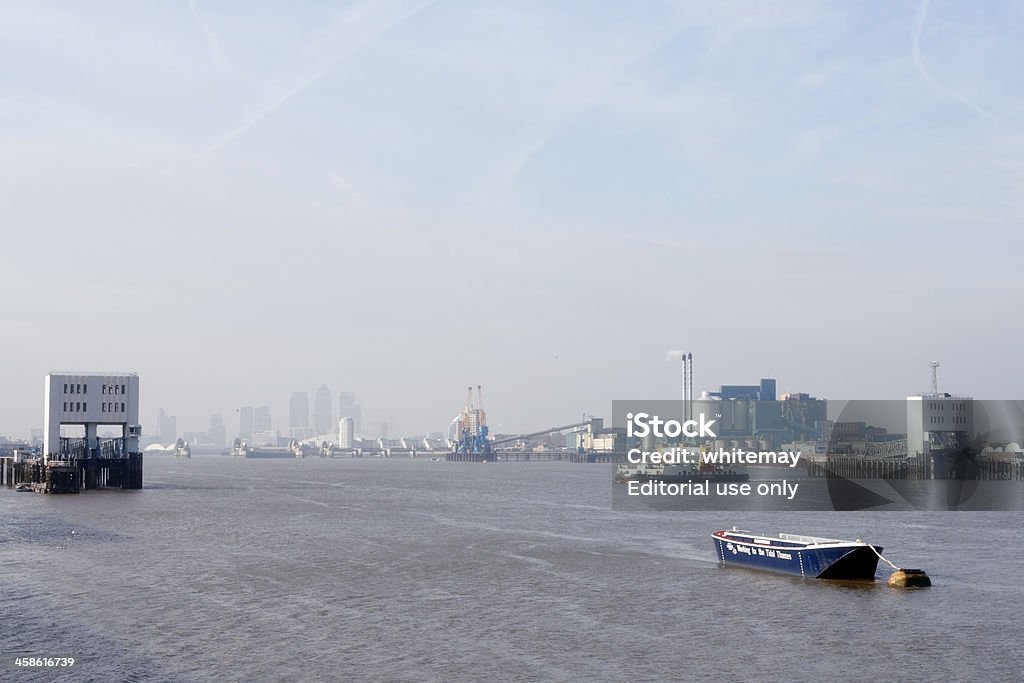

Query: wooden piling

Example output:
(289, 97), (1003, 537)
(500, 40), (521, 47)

(1, 453), (143, 492)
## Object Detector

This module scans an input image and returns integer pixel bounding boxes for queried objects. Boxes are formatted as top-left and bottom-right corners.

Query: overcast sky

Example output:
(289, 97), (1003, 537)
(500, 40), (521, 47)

(2, 0), (1022, 439)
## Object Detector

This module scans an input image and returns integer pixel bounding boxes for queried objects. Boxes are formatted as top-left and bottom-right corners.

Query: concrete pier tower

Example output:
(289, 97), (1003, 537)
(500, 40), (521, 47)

(44, 372), (141, 460)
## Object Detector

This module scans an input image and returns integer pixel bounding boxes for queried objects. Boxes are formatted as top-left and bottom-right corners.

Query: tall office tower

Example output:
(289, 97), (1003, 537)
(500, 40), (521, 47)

(338, 392), (362, 437)
(254, 406), (272, 431)
(158, 408), (177, 444)
(338, 417), (354, 448)
(314, 384), (332, 437)
(289, 392), (310, 439)
(239, 406), (254, 442)
(208, 413), (227, 447)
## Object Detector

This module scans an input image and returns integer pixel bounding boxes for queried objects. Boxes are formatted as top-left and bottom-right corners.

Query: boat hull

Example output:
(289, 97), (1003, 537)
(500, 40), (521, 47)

(713, 531), (882, 580)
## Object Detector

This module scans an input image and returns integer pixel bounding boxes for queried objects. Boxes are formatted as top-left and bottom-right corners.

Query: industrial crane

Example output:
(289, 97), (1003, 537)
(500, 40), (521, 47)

(450, 385), (599, 460)
(453, 385), (491, 459)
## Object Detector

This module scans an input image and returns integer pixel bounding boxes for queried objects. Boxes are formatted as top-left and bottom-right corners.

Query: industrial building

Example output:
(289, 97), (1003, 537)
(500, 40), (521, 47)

(684, 370), (826, 446)
(780, 392), (828, 437)
(710, 378), (776, 402)
(906, 396), (973, 457)
(906, 362), (977, 477)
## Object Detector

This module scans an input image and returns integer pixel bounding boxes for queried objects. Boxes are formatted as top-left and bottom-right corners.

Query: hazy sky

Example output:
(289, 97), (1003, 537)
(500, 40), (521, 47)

(2, 0), (1022, 438)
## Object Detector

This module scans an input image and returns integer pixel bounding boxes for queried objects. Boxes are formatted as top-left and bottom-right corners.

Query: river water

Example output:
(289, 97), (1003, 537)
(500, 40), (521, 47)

(1, 457), (1020, 682)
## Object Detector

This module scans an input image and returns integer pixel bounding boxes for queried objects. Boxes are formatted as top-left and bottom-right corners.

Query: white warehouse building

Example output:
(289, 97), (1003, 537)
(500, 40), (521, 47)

(906, 393), (973, 457)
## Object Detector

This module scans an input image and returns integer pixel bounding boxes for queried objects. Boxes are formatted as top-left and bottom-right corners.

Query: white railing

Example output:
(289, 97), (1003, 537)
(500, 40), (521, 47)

(778, 533), (842, 545)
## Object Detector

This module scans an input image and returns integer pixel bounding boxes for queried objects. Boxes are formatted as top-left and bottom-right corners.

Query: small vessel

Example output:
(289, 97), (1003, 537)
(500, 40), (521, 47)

(713, 527), (882, 580)
(616, 462), (748, 484)
(15, 483), (32, 492)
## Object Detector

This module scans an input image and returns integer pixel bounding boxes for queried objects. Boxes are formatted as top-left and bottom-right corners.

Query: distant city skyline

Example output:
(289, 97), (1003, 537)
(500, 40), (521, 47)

(2, 2), (1022, 437)
(0, 363), (992, 444)
(133, 387), (367, 445)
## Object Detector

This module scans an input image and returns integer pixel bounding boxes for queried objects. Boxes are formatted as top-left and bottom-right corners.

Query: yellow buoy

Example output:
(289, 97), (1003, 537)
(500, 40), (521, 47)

(888, 568), (931, 588)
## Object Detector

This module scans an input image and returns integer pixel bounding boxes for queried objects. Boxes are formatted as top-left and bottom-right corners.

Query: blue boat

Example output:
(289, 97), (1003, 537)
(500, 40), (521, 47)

(712, 528), (882, 580)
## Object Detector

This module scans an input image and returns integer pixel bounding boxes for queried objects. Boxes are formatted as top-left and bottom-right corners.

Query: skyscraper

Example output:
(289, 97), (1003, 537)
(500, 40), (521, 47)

(208, 413), (226, 447)
(314, 384), (332, 437)
(338, 392), (362, 438)
(239, 406), (254, 442)
(254, 406), (272, 431)
(338, 416), (354, 448)
(251, 405), (276, 446)
(158, 408), (177, 444)
(289, 392), (309, 439)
